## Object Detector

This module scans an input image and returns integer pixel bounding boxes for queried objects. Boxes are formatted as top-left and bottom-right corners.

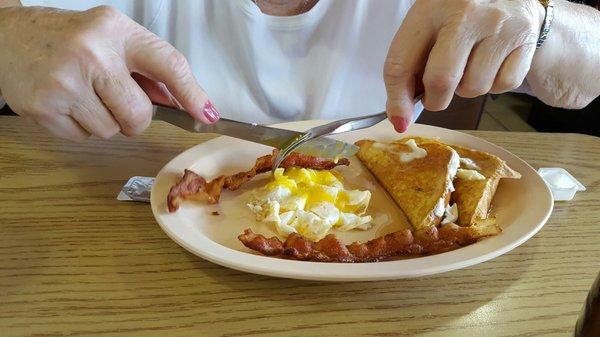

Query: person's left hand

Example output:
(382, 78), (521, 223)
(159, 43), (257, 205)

(384, 0), (544, 132)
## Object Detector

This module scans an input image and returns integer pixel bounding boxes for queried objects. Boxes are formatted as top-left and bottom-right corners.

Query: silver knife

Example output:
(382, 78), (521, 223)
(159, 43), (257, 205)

(152, 104), (359, 159)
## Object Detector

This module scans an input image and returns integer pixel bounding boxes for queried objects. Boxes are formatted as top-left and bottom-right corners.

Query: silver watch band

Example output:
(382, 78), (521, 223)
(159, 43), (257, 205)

(536, 0), (555, 48)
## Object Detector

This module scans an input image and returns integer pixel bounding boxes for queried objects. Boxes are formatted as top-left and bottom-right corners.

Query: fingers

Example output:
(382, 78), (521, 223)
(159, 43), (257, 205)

(490, 44), (536, 94)
(457, 32), (536, 97)
(456, 37), (511, 98)
(421, 26), (475, 111)
(93, 67), (153, 136)
(69, 92), (121, 139)
(382, 0), (544, 135)
(384, 12), (434, 132)
(35, 113), (90, 142)
(125, 33), (218, 124)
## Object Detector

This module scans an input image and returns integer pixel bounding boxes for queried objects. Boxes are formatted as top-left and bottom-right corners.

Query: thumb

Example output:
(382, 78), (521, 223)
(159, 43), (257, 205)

(384, 65), (424, 133)
(132, 72), (180, 108)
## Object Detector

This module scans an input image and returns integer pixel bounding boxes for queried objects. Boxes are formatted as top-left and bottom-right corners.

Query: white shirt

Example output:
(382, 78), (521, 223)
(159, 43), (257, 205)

(18, 0), (423, 123)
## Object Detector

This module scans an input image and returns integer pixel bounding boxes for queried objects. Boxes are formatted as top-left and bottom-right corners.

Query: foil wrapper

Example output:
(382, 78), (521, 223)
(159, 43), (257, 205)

(117, 176), (155, 202)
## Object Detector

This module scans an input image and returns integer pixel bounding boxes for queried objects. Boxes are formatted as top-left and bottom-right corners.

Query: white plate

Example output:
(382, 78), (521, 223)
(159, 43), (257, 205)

(151, 121), (553, 281)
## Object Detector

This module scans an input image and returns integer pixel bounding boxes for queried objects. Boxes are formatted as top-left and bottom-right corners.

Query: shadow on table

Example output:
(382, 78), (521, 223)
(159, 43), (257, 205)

(176, 236), (539, 334)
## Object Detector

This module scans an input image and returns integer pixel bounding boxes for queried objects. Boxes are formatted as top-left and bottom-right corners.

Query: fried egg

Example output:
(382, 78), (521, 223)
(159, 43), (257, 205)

(248, 167), (372, 241)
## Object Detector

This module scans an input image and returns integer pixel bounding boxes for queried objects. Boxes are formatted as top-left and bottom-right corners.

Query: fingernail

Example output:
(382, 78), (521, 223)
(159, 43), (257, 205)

(390, 116), (409, 133)
(203, 100), (220, 123)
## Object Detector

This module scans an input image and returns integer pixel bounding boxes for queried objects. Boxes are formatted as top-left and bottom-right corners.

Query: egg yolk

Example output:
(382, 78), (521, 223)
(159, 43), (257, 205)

(267, 168), (351, 209)
(250, 167), (373, 240)
(266, 169), (297, 192)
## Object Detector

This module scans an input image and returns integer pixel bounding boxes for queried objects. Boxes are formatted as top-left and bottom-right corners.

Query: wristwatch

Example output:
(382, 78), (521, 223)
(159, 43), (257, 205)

(536, 0), (555, 48)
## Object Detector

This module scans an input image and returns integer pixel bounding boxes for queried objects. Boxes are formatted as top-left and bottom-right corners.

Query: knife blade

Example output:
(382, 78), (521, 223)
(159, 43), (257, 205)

(152, 104), (359, 159)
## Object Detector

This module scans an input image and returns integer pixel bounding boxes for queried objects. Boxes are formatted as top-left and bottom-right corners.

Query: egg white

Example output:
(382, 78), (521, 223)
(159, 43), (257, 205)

(247, 167), (373, 241)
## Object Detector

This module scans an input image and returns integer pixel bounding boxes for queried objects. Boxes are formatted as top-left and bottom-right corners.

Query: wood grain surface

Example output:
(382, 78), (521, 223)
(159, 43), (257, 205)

(0, 116), (599, 337)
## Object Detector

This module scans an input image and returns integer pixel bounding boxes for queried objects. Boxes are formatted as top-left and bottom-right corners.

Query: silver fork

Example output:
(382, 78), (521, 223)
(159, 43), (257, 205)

(271, 94), (424, 173)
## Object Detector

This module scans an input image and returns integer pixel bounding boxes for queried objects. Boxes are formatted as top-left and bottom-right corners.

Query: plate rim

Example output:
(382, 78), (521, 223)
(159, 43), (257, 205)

(151, 121), (554, 281)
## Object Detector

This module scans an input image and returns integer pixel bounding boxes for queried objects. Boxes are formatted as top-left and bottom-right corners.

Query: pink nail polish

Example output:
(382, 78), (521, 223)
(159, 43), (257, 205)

(203, 101), (220, 123)
(390, 116), (409, 133)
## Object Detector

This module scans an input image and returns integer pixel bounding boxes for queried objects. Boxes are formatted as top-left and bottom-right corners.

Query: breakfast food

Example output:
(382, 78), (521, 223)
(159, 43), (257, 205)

(239, 137), (519, 261)
(451, 145), (521, 226)
(396, 137), (521, 226)
(167, 149), (349, 212)
(354, 139), (459, 230)
(167, 136), (520, 263)
(247, 167), (373, 241)
(238, 218), (499, 262)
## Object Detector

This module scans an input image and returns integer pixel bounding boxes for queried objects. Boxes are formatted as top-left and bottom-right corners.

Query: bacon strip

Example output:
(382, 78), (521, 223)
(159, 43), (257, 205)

(238, 221), (500, 262)
(167, 150), (350, 212)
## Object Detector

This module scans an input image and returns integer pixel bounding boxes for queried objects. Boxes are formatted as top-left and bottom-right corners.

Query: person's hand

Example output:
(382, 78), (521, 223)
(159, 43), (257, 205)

(384, 0), (545, 132)
(0, 5), (219, 141)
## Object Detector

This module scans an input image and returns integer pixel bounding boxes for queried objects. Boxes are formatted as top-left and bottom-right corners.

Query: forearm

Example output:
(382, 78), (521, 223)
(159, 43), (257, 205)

(528, 0), (600, 108)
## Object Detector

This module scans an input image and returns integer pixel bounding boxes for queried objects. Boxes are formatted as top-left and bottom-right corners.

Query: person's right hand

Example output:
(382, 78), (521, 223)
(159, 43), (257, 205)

(0, 5), (219, 141)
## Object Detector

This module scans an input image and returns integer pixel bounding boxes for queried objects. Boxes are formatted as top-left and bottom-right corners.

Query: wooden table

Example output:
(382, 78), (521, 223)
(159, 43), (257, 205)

(1, 116), (599, 337)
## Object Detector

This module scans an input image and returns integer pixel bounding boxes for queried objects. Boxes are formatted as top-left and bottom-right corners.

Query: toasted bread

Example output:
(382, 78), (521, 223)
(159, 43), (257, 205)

(398, 137), (520, 226)
(355, 139), (459, 230)
(450, 144), (520, 226)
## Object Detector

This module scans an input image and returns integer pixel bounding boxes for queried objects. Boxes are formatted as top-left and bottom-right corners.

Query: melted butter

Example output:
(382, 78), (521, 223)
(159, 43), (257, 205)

(433, 197), (445, 218)
(441, 203), (458, 225)
(448, 150), (460, 179)
(456, 169), (486, 181)
(372, 142), (393, 150)
(399, 139), (428, 162)
(460, 157), (481, 170)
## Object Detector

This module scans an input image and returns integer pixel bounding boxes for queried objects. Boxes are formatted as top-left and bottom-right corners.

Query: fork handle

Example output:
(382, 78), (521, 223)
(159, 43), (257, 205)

(307, 94), (424, 137)
(308, 112), (387, 137)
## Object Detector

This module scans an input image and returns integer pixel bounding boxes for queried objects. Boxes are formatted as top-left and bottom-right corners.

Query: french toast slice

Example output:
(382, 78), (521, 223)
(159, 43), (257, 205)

(450, 144), (520, 226)
(398, 137), (520, 226)
(355, 139), (459, 230)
